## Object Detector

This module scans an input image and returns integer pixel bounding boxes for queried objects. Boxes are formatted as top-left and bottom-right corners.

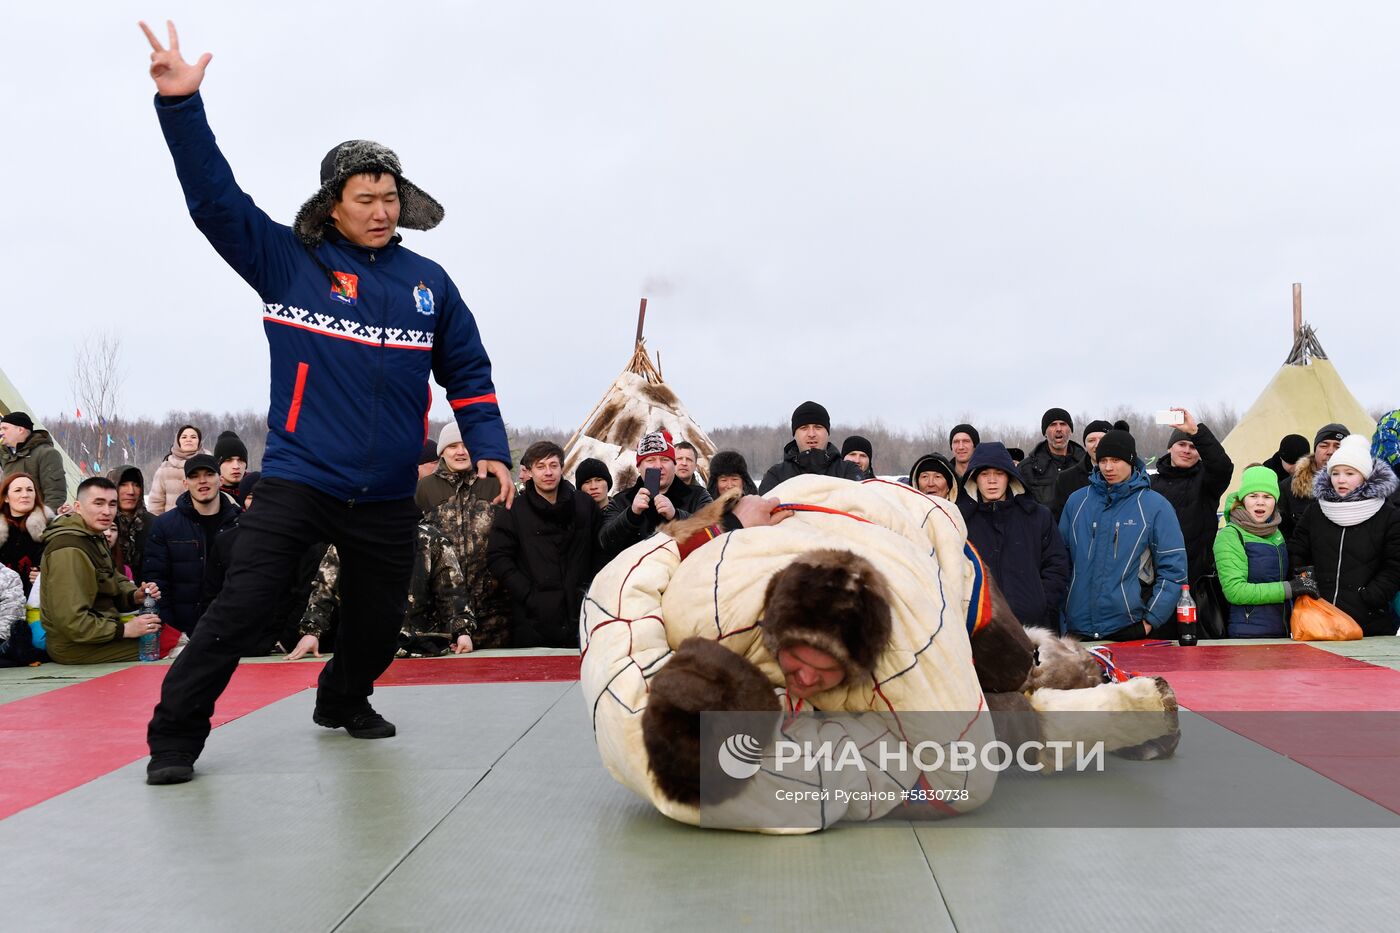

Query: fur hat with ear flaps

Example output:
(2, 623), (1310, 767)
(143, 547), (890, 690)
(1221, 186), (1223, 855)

(642, 638), (781, 806)
(760, 549), (894, 683)
(293, 140), (445, 246)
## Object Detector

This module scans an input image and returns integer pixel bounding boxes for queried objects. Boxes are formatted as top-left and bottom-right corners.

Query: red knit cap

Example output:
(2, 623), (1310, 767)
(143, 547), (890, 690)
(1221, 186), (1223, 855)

(636, 430), (676, 462)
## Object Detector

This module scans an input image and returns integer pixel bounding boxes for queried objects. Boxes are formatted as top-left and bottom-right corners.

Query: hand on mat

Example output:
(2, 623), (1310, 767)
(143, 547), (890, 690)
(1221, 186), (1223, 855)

(733, 496), (790, 528)
(125, 615), (161, 639)
(478, 459), (515, 508)
(139, 20), (212, 96)
(452, 635), (474, 654)
(285, 634), (321, 660)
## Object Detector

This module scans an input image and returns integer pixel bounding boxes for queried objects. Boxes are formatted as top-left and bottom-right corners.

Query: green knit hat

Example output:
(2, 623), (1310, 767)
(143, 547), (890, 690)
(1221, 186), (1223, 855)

(1224, 465), (1280, 513)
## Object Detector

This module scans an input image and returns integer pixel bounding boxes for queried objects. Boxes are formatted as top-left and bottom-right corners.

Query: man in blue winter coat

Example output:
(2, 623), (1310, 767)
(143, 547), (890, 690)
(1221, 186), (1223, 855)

(139, 21), (514, 785)
(1058, 430), (1188, 641)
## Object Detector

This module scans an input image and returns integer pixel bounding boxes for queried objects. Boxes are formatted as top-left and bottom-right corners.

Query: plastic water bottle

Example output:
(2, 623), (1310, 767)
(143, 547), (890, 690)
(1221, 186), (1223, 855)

(138, 594), (161, 662)
(1176, 585), (1198, 647)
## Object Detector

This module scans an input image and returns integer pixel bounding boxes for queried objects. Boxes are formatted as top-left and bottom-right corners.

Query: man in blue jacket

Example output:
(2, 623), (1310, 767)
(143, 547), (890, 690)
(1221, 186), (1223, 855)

(1058, 430), (1188, 641)
(140, 21), (513, 785)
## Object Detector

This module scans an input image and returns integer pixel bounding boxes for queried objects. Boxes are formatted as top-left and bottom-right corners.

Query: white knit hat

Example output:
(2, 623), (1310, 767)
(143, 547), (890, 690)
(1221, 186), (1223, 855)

(437, 421), (463, 456)
(1327, 434), (1373, 477)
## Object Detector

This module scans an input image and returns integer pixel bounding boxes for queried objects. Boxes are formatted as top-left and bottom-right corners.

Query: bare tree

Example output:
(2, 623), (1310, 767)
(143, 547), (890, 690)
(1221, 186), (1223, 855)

(69, 332), (125, 474)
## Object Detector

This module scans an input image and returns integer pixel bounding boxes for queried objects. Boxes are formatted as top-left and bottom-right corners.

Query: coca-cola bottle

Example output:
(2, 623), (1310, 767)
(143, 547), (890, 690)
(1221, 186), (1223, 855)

(1176, 585), (1198, 647)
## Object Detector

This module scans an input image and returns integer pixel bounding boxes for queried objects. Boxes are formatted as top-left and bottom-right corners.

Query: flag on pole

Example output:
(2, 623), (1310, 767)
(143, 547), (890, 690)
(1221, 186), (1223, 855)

(79, 460), (88, 473)
(81, 442), (91, 456)
(106, 434), (113, 447)
(75, 407), (82, 418)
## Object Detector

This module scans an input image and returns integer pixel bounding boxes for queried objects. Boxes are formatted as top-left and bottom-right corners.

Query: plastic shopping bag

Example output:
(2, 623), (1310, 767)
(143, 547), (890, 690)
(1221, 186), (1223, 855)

(1289, 595), (1363, 642)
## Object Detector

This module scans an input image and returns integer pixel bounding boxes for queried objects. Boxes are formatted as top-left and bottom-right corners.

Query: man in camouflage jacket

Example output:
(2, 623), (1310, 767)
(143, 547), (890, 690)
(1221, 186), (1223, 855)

(299, 524), (481, 656)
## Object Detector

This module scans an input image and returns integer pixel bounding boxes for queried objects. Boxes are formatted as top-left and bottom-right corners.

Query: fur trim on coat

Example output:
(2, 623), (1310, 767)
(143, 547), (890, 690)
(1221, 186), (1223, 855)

(642, 637), (781, 806)
(759, 548), (894, 681)
(1291, 454), (1321, 499)
(0, 506), (54, 549)
(1313, 457), (1400, 503)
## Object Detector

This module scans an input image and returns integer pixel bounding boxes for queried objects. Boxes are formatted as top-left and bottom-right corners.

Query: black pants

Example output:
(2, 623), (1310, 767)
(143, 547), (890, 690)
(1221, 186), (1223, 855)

(147, 478), (417, 757)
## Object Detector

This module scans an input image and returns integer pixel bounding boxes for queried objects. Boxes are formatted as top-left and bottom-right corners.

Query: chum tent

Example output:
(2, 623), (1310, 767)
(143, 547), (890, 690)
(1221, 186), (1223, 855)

(0, 367), (84, 503)
(1220, 321), (1377, 497)
(562, 299), (717, 492)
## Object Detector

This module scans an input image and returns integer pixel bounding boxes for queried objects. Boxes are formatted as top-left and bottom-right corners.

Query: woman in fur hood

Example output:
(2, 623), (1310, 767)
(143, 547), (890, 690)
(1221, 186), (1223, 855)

(0, 472), (54, 598)
(1289, 435), (1400, 636)
(582, 475), (1180, 831)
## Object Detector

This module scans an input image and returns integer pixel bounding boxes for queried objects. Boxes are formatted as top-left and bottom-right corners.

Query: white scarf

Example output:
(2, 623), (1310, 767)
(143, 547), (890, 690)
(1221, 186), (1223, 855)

(1317, 497), (1386, 527)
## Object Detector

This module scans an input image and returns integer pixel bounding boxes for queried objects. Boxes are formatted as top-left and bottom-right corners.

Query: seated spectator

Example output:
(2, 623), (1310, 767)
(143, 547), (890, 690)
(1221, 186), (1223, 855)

(38, 477), (162, 664)
(908, 452), (958, 502)
(1289, 435), (1400, 636)
(957, 442), (1068, 632)
(1022, 408), (1085, 508)
(421, 424), (512, 648)
(1059, 430), (1187, 641)
(1263, 434), (1311, 485)
(488, 441), (601, 648)
(841, 435), (875, 480)
(759, 401), (862, 493)
(707, 451), (759, 499)
(150, 424), (207, 515)
(213, 431), (249, 500)
(106, 464), (154, 579)
(1, 411), (67, 511)
(600, 431), (713, 560)
(1052, 419), (1113, 520)
(1279, 423), (1348, 538)
(236, 471), (261, 510)
(1214, 465), (1312, 638)
(674, 441), (700, 487)
(1150, 408), (1234, 585)
(949, 424), (979, 482)
(288, 524), (475, 659)
(0, 562), (22, 648)
(142, 454), (241, 638)
(417, 422), (502, 512)
(573, 458), (613, 508)
(0, 473), (51, 598)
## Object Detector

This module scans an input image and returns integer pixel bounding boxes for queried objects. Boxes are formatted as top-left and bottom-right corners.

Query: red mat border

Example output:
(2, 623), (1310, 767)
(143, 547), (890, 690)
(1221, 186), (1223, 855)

(0, 654), (580, 820)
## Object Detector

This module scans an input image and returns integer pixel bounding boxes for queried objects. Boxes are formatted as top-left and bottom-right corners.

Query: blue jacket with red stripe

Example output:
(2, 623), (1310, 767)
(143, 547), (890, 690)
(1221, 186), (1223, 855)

(154, 92), (509, 503)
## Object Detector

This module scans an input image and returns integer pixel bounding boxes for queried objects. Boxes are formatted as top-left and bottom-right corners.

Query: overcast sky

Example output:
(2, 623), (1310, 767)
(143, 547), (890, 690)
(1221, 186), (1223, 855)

(6, 2), (1396, 435)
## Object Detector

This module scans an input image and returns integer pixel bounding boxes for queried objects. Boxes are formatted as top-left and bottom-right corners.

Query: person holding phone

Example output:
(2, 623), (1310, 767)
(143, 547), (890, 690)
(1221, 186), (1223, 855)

(598, 432), (712, 560)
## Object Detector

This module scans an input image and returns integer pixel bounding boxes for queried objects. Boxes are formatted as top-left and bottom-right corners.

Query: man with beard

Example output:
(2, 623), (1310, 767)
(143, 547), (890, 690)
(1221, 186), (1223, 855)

(759, 401), (862, 493)
(1021, 408), (1085, 508)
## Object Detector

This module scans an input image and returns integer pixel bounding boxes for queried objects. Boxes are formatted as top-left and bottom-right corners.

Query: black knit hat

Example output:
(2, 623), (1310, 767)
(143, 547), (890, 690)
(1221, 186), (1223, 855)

(213, 431), (248, 466)
(949, 423), (980, 447)
(237, 471), (262, 503)
(1094, 430), (1136, 465)
(1314, 423), (1349, 447)
(573, 457), (612, 491)
(1041, 408), (1074, 435)
(841, 435), (873, 459)
(1082, 419), (1113, 440)
(418, 439), (439, 466)
(1278, 434), (1311, 463)
(791, 401), (831, 434)
(0, 411), (33, 432)
(183, 453), (219, 478)
(1167, 428), (1194, 448)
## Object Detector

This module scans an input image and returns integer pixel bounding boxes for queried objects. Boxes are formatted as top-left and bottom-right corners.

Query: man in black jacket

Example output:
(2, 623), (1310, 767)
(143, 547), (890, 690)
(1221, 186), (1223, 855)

(759, 401), (863, 494)
(1149, 408), (1234, 583)
(488, 441), (601, 647)
(600, 432), (712, 560)
(1051, 419), (1114, 520)
(142, 455), (242, 637)
(1021, 408), (1086, 508)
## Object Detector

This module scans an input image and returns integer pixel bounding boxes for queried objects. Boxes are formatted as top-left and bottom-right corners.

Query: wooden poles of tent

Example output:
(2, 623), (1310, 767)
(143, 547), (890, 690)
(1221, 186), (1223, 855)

(1292, 283), (1302, 343)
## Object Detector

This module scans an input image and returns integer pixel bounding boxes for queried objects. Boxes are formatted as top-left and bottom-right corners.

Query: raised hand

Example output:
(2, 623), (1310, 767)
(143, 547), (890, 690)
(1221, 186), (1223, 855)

(139, 20), (212, 96)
